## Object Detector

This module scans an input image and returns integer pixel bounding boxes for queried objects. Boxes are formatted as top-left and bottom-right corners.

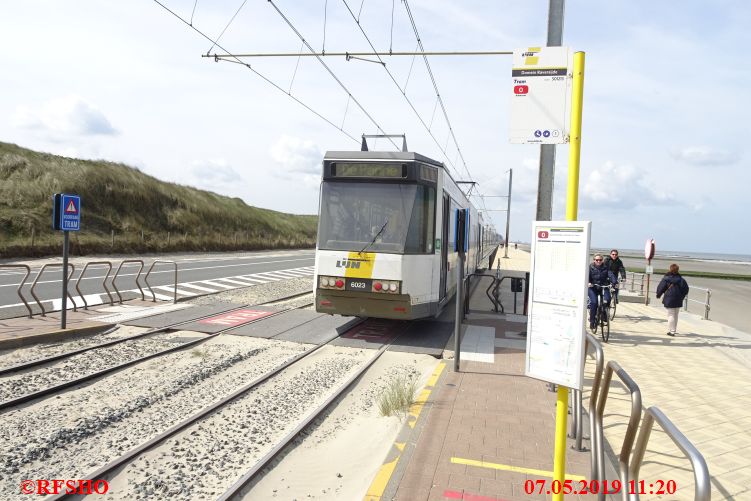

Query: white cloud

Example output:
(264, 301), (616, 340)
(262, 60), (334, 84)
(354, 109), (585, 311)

(583, 161), (674, 208)
(190, 159), (242, 184)
(12, 95), (117, 136)
(269, 135), (323, 189)
(671, 146), (740, 167)
(269, 135), (323, 175)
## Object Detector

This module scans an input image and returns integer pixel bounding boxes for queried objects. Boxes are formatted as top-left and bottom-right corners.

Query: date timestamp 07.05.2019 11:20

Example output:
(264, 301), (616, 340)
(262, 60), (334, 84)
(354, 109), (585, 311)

(525, 479), (678, 496)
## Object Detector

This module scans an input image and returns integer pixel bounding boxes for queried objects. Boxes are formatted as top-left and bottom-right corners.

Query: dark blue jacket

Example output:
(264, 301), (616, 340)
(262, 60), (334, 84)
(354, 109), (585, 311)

(656, 273), (689, 308)
(603, 256), (626, 280)
(589, 263), (616, 287)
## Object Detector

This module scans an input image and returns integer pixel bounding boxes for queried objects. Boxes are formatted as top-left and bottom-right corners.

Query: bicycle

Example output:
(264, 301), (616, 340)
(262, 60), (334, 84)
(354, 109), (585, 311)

(589, 283), (614, 342)
(610, 280), (623, 320)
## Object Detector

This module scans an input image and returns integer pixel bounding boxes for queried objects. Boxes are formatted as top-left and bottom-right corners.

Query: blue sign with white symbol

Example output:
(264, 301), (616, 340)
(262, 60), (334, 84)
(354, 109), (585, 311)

(58, 194), (81, 231)
(534, 130), (542, 137)
(543, 130), (551, 138)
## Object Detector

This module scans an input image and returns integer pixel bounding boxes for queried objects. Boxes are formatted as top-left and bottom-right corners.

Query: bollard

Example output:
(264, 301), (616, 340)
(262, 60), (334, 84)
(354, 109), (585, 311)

(111, 229), (115, 247)
(31, 228), (36, 247)
(167, 232), (171, 246)
(705, 290), (711, 319)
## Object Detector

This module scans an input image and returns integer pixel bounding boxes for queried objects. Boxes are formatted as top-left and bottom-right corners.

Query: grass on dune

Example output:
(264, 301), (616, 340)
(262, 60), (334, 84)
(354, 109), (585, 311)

(0, 141), (318, 258)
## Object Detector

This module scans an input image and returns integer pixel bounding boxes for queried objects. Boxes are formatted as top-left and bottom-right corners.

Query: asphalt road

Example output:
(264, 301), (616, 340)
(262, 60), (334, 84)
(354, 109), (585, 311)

(0, 249), (315, 319)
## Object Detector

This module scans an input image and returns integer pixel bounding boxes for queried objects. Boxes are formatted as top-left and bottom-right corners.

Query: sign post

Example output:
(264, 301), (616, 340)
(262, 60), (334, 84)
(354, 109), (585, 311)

(52, 193), (81, 329)
(453, 209), (469, 372)
(509, 46), (573, 145)
(644, 238), (656, 305)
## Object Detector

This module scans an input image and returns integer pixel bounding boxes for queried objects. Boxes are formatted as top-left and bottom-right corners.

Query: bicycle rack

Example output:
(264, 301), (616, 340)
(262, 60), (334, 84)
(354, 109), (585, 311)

(596, 361), (642, 501)
(0, 265), (33, 318)
(111, 260), (145, 304)
(144, 260), (178, 304)
(29, 263), (76, 316)
(630, 406), (711, 501)
(74, 261), (114, 309)
(583, 333), (607, 491)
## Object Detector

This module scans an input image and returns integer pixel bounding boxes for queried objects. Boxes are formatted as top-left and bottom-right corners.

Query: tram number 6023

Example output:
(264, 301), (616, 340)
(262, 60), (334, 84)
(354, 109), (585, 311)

(350, 281), (367, 289)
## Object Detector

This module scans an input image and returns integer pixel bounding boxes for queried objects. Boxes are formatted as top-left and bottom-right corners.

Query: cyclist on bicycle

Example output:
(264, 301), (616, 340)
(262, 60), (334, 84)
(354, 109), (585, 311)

(603, 249), (627, 303)
(588, 254), (617, 330)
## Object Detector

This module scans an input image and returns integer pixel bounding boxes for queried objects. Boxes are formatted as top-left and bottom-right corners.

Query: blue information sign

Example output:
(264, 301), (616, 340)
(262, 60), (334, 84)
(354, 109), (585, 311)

(54, 194), (81, 231)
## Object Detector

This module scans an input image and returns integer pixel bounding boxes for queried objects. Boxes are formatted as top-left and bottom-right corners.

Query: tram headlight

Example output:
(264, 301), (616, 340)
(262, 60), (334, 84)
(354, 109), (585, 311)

(389, 283), (397, 292)
(372, 280), (400, 294)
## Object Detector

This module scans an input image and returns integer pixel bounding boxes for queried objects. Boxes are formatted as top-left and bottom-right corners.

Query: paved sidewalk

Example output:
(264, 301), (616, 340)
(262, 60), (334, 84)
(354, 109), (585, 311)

(591, 301), (751, 500)
(384, 247), (749, 500)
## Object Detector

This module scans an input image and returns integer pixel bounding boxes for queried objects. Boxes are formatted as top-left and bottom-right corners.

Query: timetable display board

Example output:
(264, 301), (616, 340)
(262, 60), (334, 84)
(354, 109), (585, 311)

(524, 221), (591, 389)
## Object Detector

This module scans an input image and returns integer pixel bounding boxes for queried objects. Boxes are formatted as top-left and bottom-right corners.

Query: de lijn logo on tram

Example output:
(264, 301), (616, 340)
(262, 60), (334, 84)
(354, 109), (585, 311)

(335, 258), (366, 269)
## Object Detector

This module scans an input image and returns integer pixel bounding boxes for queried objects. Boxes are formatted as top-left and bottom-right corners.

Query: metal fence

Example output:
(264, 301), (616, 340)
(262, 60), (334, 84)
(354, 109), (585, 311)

(625, 271), (711, 319)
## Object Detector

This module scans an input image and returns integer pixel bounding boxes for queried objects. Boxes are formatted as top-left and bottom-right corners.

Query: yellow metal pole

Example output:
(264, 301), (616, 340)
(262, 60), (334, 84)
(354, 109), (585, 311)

(566, 51), (586, 222)
(554, 50), (585, 501)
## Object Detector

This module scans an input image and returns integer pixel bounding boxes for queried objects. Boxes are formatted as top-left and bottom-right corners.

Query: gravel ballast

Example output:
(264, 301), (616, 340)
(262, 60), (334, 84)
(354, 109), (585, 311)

(0, 328), (205, 402)
(103, 345), (374, 500)
(0, 334), (309, 495)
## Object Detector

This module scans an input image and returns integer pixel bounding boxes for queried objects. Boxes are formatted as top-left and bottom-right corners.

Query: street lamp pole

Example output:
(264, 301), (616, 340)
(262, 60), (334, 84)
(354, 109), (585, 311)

(504, 169), (512, 258)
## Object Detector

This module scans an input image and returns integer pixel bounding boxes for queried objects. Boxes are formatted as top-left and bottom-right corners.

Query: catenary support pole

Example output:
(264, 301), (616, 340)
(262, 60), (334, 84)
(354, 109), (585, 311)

(535, 0), (565, 222)
(553, 50), (585, 501)
(503, 169), (512, 258)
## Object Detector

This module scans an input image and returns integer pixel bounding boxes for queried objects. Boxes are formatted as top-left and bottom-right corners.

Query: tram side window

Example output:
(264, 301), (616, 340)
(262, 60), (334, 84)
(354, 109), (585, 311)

(405, 186), (435, 253)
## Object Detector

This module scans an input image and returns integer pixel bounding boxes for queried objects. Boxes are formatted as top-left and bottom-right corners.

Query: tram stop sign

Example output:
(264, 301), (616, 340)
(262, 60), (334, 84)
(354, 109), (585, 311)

(52, 193), (81, 231)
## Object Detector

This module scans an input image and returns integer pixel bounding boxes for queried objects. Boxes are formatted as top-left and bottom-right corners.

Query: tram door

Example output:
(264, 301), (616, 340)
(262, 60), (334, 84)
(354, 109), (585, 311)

(439, 192), (450, 300)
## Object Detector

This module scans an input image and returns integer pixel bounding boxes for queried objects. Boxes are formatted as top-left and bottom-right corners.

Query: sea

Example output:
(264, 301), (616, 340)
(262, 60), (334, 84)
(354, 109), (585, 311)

(598, 249), (751, 266)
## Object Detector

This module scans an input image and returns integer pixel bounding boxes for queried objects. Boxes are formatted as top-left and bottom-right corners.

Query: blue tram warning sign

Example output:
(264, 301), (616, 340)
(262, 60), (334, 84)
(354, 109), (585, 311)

(52, 193), (81, 231)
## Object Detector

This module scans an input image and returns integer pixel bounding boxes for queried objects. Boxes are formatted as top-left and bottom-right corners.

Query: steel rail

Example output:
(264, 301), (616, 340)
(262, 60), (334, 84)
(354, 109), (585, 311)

(0, 265), (33, 317)
(48, 316), (369, 501)
(217, 322), (405, 500)
(0, 304), (301, 411)
(0, 291), (313, 377)
(0, 303), (245, 376)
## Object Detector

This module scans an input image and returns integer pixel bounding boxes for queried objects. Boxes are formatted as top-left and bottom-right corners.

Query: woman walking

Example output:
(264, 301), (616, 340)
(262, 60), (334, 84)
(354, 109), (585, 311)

(655, 264), (690, 336)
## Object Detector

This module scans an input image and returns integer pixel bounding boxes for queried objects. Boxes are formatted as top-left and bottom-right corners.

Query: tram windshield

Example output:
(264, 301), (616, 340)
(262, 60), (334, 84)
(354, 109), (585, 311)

(318, 181), (436, 254)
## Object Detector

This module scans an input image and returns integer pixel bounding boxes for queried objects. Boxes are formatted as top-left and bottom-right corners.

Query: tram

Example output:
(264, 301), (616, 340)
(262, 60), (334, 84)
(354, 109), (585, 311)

(314, 144), (499, 320)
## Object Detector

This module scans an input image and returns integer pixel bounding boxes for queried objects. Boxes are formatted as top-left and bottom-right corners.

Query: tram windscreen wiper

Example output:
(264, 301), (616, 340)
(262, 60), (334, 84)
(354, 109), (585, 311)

(359, 219), (389, 254)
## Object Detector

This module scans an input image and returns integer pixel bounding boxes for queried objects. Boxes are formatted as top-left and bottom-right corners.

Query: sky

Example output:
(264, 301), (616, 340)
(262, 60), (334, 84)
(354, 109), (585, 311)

(1, 1), (749, 255)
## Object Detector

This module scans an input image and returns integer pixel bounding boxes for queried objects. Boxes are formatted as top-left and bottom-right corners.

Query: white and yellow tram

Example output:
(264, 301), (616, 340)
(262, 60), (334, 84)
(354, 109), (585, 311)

(314, 148), (499, 320)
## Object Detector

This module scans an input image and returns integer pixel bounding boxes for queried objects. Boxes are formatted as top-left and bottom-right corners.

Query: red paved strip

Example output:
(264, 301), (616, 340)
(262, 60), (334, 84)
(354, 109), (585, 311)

(443, 489), (510, 501)
(197, 309), (274, 326)
(341, 319), (398, 341)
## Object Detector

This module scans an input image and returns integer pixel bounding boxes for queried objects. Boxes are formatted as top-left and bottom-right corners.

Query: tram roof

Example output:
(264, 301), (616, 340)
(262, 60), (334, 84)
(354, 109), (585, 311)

(323, 150), (444, 168)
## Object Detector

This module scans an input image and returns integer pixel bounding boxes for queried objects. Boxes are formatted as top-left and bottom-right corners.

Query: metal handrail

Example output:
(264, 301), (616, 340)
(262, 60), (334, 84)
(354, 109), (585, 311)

(684, 286), (711, 320)
(111, 260), (145, 303)
(0, 265), (33, 318)
(585, 333), (606, 495)
(630, 406), (711, 501)
(29, 263), (76, 316)
(596, 360), (642, 501)
(74, 261), (114, 309)
(626, 271), (711, 319)
(144, 260), (178, 304)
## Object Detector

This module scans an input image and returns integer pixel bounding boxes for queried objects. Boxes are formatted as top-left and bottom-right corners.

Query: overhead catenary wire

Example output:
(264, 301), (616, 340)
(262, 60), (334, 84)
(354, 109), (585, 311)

(268, 0), (400, 151)
(340, 0), (462, 179)
(151, 0), (359, 144)
(206, 0), (248, 55)
(402, 0), (473, 183)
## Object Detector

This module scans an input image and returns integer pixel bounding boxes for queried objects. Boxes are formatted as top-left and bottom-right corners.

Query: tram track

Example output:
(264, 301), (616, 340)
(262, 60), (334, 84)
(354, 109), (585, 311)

(0, 293), (316, 412)
(0, 291), (314, 376)
(43, 318), (409, 501)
